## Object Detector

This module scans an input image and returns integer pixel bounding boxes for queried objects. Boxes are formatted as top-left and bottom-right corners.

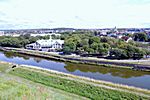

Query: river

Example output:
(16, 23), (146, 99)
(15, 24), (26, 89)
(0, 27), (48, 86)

(0, 51), (150, 89)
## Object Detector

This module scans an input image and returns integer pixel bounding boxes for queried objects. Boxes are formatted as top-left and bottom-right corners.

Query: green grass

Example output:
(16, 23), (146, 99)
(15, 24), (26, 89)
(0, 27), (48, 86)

(0, 62), (88, 100)
(0, 78), (38, 100)
(26, 66), (150, 96)
(0, 78), (87, 100)
(10, 67), (149, 100)
(0, 62), (11, 72)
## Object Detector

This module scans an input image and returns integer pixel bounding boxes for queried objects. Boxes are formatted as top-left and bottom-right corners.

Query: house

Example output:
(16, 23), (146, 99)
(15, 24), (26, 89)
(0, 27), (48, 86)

(26, 39), (64, 51)
(121, 36), (132, 43)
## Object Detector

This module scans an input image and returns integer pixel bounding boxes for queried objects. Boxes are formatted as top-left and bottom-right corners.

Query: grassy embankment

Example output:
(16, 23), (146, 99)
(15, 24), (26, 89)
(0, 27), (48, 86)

(8, 65), (150, 99)
(0, 62), (88, 100)
(0, 59), (150, 99)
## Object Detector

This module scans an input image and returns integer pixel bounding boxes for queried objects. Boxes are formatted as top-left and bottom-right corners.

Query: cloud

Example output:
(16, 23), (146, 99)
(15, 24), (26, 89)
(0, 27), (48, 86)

(0, 0), (10, 2)
(0, 19), (8, 23)
(0, 0), (150, 29)
(0, 23), (16, 29)
(127, 0), (150, 5)
(0, 11), (6, 16)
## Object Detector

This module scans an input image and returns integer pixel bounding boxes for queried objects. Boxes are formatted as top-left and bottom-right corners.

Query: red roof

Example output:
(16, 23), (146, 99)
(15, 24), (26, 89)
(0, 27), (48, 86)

(121, 36), (129, 41)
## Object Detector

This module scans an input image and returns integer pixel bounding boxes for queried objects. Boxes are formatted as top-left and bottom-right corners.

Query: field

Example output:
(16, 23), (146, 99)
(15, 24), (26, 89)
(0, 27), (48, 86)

(0, 61), (150, 100)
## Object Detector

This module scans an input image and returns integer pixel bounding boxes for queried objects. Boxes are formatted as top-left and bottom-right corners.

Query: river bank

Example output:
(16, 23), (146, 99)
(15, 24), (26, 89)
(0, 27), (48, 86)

(0, 61), (150, 99)
(0, 47), (150, 71)
(0, 61), (88, 100)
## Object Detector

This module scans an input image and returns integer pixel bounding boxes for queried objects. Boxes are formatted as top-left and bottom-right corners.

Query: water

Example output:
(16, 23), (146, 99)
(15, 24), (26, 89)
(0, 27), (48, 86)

(0, 51), (150, 89)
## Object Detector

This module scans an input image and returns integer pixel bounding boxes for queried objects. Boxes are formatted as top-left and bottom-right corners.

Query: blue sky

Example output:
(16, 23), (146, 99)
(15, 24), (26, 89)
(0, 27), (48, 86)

(0, 0), (150, 29)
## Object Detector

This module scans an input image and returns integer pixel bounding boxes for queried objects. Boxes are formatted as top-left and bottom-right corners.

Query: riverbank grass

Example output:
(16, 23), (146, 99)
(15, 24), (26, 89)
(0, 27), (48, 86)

(9, 66), (150, 100)
(0, 62), (88, 100)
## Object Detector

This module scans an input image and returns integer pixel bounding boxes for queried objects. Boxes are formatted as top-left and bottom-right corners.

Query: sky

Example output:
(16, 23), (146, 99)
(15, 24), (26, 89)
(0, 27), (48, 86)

(0, 0), (150, 29)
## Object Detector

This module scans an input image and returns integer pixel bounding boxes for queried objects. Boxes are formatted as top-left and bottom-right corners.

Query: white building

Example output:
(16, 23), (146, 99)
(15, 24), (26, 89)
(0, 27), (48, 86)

(26, 39), (64, 51)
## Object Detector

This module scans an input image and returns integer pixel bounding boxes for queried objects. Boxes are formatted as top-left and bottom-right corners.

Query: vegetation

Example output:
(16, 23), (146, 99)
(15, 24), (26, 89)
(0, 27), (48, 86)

(62, 32), (150, 59)
(63, 32), (110, 55)
(10, 67), (149, 100)
(133, 32), (148, 42)
(0, 62), (87, 100)
(0, 34), (50, 48)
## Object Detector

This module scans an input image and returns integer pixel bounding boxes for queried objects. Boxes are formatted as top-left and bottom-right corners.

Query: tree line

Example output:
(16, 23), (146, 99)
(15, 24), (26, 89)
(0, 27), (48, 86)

(62, 32), (150, 59)
(0, 34), (50, 48)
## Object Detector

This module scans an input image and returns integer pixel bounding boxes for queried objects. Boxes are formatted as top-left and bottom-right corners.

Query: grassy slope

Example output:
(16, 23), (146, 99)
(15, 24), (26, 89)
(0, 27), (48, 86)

(0, 61), (150, 100)
(0, 62), (88, 100)
(10, 67), (150, 100)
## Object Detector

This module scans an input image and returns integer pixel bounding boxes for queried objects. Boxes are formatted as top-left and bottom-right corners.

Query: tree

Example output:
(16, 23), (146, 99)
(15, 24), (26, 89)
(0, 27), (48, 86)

(86, 48), (94, 54)
(63, 41), (76, 54)
(133, 32), (148, 42)
(20, 39), (30, 47)
(102, 43), (110, 49)
(80, 39), (89, 47)
(63, 46), (71, 54)
(0, 38), (22, 48)
(89, 36), (100, 44)
(109, 48), (127, 59)
(100, 37), (109, 43)
(98, 43), (109, 55)
(91, 42), (99, 52)
(20, 34), (31, 39)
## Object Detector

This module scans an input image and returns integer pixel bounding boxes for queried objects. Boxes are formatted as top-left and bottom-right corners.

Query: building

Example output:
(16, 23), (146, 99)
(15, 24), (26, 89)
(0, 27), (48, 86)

(121, 36), (133, 43)
(26, 38), (64, 51)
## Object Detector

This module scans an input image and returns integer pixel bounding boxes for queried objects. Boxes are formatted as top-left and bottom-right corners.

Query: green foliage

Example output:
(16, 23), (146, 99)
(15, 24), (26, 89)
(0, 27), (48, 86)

(51, 35), (60, 39)
(89, 36), (100, 44)
(110, 48), (128, 59)
(0, 38), (22, 48)
(0, 35), (50, 48)
(10, 68), (148, 100)
(133, 32), (148, 42)
(62, 32), (150, 59)
(63, 33), (110, 55)
(63, 41), (76, 54)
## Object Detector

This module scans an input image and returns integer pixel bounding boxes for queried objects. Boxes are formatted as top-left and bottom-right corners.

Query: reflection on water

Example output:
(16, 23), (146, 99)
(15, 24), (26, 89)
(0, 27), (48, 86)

(4, 51), (30, 60)
(65, 63), (150, 78)
(0, 51), (150, 89)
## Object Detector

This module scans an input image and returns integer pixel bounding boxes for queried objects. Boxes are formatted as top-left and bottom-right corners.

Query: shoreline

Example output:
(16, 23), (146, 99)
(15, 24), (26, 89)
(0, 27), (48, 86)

(21, 64), (149, 91)
(0, 47), (150, 71)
